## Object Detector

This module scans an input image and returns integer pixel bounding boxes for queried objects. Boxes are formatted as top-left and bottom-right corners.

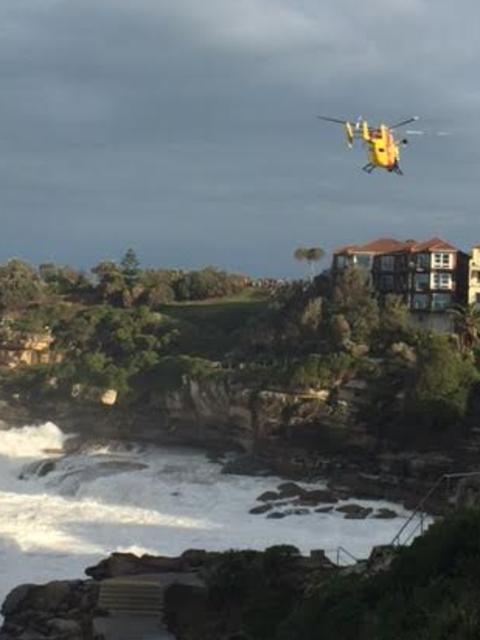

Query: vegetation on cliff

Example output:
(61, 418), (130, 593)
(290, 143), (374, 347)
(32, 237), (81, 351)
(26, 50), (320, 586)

(166, 510), (480, 639)
(0, 250), (479, 437)
(278, 509), (480, 640)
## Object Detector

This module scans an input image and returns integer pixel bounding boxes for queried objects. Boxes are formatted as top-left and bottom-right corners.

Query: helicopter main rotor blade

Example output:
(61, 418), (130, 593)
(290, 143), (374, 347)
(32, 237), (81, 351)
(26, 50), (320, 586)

(406, 129), (451, 136)
(317, 116), (349, 124)
(390, 116), (419, 130)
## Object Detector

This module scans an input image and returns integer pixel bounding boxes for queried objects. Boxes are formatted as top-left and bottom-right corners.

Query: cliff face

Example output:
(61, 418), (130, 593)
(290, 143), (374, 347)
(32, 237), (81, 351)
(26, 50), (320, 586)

(0, 375), (371, 453)
(155, 378), (363, 451)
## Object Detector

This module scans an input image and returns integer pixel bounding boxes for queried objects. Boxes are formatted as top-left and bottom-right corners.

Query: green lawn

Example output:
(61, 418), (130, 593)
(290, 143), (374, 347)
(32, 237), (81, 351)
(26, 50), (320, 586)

(158, 289), (270, 359)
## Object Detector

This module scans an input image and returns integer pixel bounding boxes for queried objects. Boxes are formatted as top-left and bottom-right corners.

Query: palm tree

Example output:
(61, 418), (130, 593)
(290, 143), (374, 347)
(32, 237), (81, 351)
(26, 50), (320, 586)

(449, 303), (480, 354)
(293, 246), (325, 280)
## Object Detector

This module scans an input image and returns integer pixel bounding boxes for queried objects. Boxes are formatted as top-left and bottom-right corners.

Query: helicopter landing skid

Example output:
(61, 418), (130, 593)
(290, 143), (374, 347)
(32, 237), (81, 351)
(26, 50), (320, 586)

(362, 163), (376, 174)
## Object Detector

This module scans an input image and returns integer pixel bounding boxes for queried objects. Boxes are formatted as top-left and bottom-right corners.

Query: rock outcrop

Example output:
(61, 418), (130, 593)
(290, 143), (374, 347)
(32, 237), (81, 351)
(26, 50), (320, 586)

(1, 544), (400, 640)
(0, 331), (57, 369)
(0, 580), (98, 639)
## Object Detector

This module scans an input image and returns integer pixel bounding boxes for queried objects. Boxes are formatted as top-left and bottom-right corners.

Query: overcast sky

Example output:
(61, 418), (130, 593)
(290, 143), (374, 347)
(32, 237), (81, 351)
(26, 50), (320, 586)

(0, 0), (479, 276)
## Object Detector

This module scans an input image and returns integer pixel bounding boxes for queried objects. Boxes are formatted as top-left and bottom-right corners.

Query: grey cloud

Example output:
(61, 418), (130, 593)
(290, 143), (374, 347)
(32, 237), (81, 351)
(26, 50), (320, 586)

(0, 1), (478, 276)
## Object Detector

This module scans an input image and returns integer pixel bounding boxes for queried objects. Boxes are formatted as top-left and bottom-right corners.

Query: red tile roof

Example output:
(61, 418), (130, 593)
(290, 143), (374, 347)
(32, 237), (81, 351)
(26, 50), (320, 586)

(409, 237), (458, 252)
(334, 236), (459, 256)
(334, 238), (405, 255)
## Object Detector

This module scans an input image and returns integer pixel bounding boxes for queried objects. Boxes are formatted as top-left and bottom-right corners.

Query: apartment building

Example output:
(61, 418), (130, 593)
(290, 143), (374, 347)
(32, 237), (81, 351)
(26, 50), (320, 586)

(468, 245), (480, 307)
(332, 236), (470, 330)
(332, 238), (407, 274)
(371, 237), (469, 313)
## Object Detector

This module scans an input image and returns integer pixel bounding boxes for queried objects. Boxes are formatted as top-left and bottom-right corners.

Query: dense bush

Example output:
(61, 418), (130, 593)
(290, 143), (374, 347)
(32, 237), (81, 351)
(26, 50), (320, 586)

(0, 259), (43, 311)
(288, 353), (356, 390)
(403, 334), (479, 429)
(174, 266), (248, 301)
(277, 509), (480, 640)
(207, 545), (303, 640)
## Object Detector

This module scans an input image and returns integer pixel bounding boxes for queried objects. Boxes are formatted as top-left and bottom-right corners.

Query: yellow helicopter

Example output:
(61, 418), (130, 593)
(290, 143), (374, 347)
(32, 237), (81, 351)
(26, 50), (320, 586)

(318, 115), (419, 175)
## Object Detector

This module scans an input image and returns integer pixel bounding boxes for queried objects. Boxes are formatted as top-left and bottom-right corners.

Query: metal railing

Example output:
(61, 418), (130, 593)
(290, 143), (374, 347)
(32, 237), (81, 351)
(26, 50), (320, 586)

(325, 470), (480, 566)
(391, 471), (480, 547)
(323, 546), (360, 566)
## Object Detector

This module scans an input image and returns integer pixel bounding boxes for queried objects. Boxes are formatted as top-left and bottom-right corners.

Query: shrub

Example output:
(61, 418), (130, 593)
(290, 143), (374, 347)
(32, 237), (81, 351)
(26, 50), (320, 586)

(403, 334), (479, 429)
(288, 353), (356, 390)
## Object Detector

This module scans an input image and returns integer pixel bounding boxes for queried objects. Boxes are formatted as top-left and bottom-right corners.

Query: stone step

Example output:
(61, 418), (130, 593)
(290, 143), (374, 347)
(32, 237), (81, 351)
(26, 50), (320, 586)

(98, 580), (164, 616)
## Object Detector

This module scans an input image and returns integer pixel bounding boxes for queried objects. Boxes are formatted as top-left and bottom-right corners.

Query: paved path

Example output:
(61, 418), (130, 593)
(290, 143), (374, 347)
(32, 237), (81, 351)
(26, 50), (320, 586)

(94, 613), (175, 639)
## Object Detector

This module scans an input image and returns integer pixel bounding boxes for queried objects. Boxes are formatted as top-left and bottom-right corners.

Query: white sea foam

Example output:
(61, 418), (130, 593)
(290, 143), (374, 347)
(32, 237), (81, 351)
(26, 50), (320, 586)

(0, 422), (425, 611)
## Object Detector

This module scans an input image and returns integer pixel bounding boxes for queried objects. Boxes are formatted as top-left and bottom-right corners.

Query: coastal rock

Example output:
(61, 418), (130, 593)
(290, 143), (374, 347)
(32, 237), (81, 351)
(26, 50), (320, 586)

(47, 618), (82, 636)
(277, 482), (306, 498)
(256, 491), (280, 502)
(100, 389), (117, 406)
(367, 545), (397, 573)
(336, 504), (373, 519)
(374, 508), (398, 519)
(0, 580), (98, 640)
(1, 584), (36, 617)
(222, 454), (272, 477)
(249, 504), (272, 515)
(295, 489), (338, 506)
(267, 511), (286, 519)
(25, 581), (74, 612)
(86, 552), (184, 579)
(290, 508), (310, 516)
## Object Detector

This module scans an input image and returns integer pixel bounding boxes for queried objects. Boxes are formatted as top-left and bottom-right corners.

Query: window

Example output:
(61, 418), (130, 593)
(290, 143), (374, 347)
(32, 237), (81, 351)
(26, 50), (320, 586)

(476, 293), (480, 303)
(379, 275), (394, 291)
(412, 294), (429, 310)
(433, 252), (452, 268)
(415, 273), (429, 291)
(432, 293), (452, 311)
(380, 256), (394, 271)
(355, 254), (372, 269)
(432, 273), (452, 289)
(416, 253), (429, 269)
(336, 256), (347, 269)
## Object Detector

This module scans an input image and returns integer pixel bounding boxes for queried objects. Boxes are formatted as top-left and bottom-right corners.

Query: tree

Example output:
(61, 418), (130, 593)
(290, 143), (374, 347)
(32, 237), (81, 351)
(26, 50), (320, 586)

(294, 247), (325, 280)
(404, 334), (479, 428)
(120, 248), (141, 289)
(0, 259), (43, 311)
(175, 267), (246, 301)
(39, 263), (86, 295)
(330, 267), (379, 344)
(91, 261), (126, 305)
(376, 294), (412, 348)
(449, 303), (480, 354)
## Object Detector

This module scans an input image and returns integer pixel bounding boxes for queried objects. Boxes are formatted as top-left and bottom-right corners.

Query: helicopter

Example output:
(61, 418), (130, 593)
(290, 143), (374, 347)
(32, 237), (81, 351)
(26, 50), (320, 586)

(318, 115), (420, 175)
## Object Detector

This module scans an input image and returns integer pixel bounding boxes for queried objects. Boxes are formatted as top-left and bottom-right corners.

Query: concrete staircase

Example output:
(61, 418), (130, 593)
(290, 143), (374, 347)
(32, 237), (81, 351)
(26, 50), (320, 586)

(93, 573), (204, 639)
(98, 578), (164, 616)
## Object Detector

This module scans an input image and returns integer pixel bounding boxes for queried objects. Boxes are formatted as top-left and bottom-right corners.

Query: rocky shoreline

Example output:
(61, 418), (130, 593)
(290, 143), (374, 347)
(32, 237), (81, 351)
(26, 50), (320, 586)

(0, 545), (395, 640)
(0, 376), (474, 515)
(1, 379), (479, 638)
